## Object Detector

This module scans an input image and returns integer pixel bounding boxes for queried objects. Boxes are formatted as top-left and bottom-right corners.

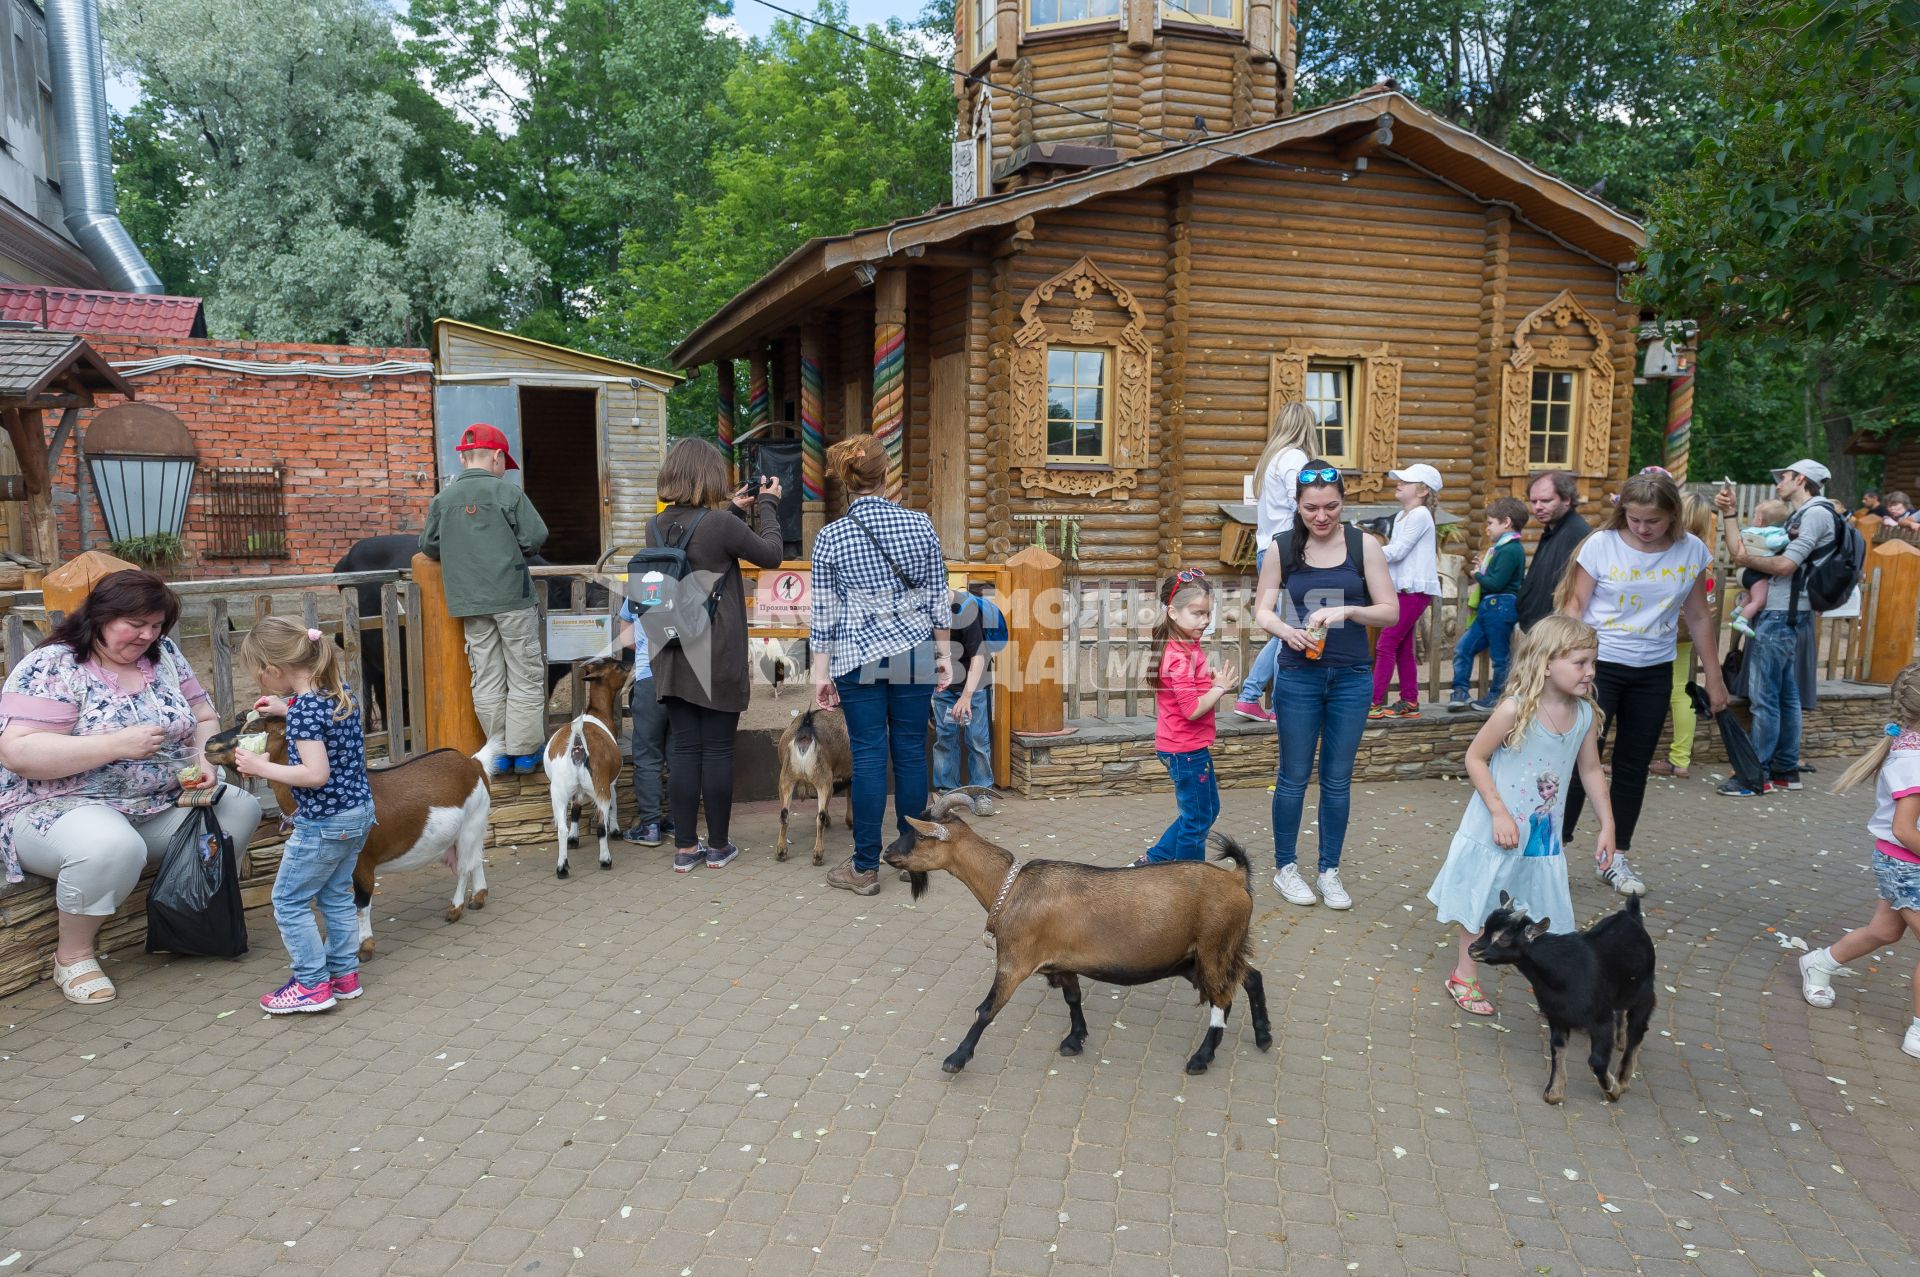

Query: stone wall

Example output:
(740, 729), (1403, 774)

(1012, 681), (1893, 797)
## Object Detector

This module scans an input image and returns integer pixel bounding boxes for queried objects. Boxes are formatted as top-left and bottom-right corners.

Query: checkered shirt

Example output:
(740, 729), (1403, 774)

(810, 497), (949, 678)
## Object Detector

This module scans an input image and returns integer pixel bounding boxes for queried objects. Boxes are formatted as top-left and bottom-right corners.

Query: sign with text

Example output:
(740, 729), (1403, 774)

(545, 612), (612, 662)
(757, 568), (811, 625)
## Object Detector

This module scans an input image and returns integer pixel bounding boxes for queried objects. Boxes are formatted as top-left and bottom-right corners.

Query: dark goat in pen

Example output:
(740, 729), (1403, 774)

(1470, 891), (1656, 1104)
(883, 798), (1272, 1075)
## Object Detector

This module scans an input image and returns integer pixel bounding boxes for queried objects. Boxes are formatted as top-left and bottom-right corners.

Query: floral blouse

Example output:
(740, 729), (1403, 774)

(0, 637), (211, 883)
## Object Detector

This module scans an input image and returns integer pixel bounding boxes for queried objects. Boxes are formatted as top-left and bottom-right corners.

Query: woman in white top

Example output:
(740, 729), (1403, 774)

(1369, 464), (1445, 718)
(1557, 469), (1729, 895)
(1232, 402), (1315, 723)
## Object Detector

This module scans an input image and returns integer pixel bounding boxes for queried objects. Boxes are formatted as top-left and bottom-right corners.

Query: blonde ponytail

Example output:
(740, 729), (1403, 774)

(1834, 664), (1920, 793)
(240, 616), (356, 720)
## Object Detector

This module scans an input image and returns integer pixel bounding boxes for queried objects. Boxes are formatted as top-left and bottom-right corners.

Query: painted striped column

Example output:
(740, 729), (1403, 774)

(799, 338), (825, 503)
(873, 269), (908, 502)
(715, 358), (735, 483)
(1663, 358), (1693, 484)
(746, 350), (770, 488)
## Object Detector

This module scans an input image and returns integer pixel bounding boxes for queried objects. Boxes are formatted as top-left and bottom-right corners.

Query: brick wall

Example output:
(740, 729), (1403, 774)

(51, 337), (436, 577)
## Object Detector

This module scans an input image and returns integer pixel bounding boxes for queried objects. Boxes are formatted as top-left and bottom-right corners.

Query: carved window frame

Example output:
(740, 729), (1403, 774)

(1009, 256), (1152, 499)
(1498, 289), (1615, 479)
(1269, 341), (1402, 499)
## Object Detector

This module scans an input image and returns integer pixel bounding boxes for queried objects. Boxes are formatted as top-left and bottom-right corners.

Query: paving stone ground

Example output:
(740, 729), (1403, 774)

(2, 761), (1918, 1276)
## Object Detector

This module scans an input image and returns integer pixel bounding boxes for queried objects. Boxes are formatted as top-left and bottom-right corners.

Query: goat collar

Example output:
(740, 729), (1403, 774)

(983, 859), (1023, 948)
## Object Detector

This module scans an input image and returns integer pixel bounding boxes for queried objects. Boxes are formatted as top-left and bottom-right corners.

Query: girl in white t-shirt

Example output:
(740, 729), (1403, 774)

(1369, 464), (1445, 719)
(1800, 664), (1920, 1062)
(1555, 470), (1729, 896)
(1232, 402), (1315, 723)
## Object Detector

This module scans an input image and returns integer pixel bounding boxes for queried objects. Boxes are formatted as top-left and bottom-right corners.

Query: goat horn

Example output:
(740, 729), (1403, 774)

(926, 792), (977, 821)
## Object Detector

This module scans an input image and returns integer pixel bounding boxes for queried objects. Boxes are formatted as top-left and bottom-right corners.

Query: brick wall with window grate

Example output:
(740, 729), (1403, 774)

(206, 464), (288, 558)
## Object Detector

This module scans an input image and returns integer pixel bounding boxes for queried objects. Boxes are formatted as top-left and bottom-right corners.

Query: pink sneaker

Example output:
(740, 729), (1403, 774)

(261, 978), (336, 1014)
(1233, 700), (1275, 723)
(330, 971), (362, 1000)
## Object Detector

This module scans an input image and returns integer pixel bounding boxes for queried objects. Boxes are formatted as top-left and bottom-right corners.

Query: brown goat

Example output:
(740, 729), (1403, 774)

(776, 708), (852, 864)
(883, 798), (1272, 1075)
(544, 657), (627, 878)
(205, 717), (492, 959)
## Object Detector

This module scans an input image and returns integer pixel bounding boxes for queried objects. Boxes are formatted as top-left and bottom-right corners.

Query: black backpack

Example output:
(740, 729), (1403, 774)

(1787, 498), (1865, 615)
(627, 511), (733, 650)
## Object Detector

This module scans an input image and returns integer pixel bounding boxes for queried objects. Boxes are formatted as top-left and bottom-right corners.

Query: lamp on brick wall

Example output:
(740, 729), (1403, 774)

(84, 403), (199, 542)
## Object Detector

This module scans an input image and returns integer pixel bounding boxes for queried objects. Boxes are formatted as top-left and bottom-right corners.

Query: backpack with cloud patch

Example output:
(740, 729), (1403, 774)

(1787, 498), (1865, 615)
(626, 512), (733, 651)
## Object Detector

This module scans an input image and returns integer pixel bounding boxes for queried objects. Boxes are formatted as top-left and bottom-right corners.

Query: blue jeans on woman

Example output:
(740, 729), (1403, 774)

(1238, 548), (1283, 706)
(932, 684), (993, 791)
(271, 801), (375, 988)
(1271, 664), (1372, 871)
(1146, 748), (1220, 862)
(1450, 593), (1518, 701)
(835, 644), (938, 873)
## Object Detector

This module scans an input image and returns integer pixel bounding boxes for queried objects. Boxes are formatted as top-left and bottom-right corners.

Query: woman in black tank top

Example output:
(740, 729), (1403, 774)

(1251, 463), (1400, 911)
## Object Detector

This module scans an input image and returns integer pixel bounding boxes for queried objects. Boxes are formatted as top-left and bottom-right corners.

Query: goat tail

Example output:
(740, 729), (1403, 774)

(1208, 832), (1254, 897)
(1623, 892), (1643, 918)
(474, 739), (505, 789)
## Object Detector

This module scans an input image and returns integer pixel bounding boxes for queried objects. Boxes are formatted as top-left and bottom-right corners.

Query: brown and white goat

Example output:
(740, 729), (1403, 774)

(544, 656), (626, 878)
(883, 799), (1273, 1075)
(776, 708), (852, 864)
(205, 718), (492, 959)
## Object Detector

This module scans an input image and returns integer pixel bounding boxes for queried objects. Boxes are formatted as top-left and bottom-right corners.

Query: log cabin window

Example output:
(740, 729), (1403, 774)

(971, 0), (994, 57)
(1528, 369), (1578, 467)
(1304, 362), (1356, 467)
(1027, 0), (1119, 32)
(1159, 0), (1241, 27)
(1045, 346), (1110, 462)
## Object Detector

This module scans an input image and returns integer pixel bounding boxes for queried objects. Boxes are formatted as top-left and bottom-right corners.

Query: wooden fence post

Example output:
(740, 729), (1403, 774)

(1004, 545), (1066, 736)
(412, 553), (485, 752)
(1865, 539), (1920, 684)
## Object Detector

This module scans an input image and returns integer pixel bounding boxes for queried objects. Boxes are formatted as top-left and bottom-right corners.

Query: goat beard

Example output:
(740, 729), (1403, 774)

(908, 870), (929, 900)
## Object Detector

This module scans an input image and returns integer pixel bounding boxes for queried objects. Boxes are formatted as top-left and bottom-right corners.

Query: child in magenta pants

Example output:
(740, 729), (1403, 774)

(1370, 465), (1445, 718)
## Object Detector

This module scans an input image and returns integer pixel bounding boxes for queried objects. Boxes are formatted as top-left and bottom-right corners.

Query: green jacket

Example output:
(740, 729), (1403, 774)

(419, 468), (550, 618)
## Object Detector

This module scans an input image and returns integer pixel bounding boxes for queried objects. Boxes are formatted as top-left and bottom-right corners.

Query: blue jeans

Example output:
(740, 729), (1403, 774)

(835, 645), (938, 872)
(1746, 611), (1803, 778)
(1271, 664), (1372, 871)
(1146, 748), (1220, 862)
(1451, 594), (1517, 699)
(272, 801), (374, 987)
(932, 685), (993, 790)
(1239, 548), (1283, 705)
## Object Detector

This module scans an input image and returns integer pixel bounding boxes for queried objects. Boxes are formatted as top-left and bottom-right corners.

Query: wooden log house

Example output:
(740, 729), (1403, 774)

(671, 0), (1646, 574)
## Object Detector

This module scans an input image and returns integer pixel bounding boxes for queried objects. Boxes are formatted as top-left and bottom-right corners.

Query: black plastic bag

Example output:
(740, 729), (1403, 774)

(146, 788), (249, 959)
(1688, 681), (1767, 792)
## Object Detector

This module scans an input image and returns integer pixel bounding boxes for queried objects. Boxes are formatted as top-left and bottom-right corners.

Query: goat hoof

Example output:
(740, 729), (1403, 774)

(1184, 1057), (1212, 1076)
(1058, 1039), (1083, 1057)
(567, 835), (580, 849)
(812, 853), (824, 866)
(446, 905), (464, 923)
(1255, 1030), (1274, 1050)
(776, 848), (789, 862)
(357, 940), (376, 960)
(470, 891), (487, 910)
(556, 864), (570, 879)
(940, 1054), (968, 1074)
(600, 859), (613, 870)
(1542, 1089), (1564, 1105)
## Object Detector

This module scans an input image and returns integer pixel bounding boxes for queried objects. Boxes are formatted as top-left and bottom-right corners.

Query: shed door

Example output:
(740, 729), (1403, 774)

(434, 385), (523, 489)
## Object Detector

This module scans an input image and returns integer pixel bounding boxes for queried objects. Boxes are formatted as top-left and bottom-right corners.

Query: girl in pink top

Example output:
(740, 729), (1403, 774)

(1799, 663), (1920, 1062)
(1134, 570), (1236, 866)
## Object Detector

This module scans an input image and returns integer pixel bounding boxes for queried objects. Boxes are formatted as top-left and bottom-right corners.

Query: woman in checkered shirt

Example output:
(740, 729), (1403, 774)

(808, 435), (953, 896)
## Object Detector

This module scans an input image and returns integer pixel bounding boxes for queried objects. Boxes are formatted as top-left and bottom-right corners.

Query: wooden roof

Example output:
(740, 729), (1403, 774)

(0, 329), (135, 404)
(433, 318), (684, 389)
(672, 90), (1647, 368)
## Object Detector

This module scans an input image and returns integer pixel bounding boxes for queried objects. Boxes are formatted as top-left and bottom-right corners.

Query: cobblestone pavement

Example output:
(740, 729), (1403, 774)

(2, 765), (1918, 1277)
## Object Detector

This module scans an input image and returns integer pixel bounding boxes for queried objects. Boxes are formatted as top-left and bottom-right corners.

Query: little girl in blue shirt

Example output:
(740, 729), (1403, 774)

(235, 617), (375, 1014)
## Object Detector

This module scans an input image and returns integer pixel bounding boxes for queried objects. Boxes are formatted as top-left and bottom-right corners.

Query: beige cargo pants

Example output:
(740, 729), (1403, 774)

(463, 606), (547, 755)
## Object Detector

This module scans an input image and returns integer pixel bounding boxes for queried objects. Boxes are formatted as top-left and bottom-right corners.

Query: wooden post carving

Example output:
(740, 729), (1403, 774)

(1003, 545), (1066, 735)
(1157, 179), (1193, 571)
(412, 553), (485, 754)
(800, 330), (826, 548)
(2, 408), (57, 567)
(746, 350), (770, 484)
(1663, 358), (1693, 483)
(873, 268), (909, 502)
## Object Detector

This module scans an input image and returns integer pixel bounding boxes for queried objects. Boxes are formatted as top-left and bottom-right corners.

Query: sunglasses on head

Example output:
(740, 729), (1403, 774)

(1165, 567), (1208, 599)
(1297, 467), (1342, 485)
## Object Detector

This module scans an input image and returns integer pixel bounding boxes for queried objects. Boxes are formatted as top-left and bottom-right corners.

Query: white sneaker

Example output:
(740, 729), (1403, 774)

(1273, 863), (1318, 906)
(1318, 869), (1351, 910)
(1799, 947), (1846, 1008)
(1904, 1022), (1920, 1060)
(1598, 853), (1646, 896)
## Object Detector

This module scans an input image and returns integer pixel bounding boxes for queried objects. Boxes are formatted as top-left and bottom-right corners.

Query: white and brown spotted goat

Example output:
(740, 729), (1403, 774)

(545, 656), (627, 878)
(205, 718), (493, 959)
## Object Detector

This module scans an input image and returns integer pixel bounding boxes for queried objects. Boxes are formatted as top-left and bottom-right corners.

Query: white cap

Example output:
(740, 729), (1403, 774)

(1772, 459), (1832, 484)
(1388, 463), (1444, 492)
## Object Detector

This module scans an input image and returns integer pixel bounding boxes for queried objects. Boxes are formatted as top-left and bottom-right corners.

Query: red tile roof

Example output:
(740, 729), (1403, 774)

(0, 284), (206, 339)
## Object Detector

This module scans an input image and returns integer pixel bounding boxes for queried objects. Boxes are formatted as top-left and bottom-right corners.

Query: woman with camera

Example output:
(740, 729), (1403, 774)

(646, 438), (784, 872)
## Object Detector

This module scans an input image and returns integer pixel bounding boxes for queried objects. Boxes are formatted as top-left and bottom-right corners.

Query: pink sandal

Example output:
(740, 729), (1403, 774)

(1446, 974), (1494, 1016)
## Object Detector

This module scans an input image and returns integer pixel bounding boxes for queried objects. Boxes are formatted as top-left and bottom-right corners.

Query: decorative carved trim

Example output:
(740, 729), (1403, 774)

(1497, 289), (1615, 478)
(1008, 256), (1153, 500)
(1267, 341), (1399, 498)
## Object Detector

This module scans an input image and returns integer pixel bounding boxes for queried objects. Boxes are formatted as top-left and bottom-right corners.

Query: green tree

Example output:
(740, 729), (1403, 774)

(602, 2), (954, 435)
(106, 0), (541, 344)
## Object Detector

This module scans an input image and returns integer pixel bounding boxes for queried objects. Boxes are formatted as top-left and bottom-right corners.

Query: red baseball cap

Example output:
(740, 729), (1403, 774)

(455, 422), (518, 469)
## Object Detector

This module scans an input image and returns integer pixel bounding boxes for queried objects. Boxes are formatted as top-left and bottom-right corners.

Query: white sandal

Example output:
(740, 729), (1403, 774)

(53, 956), (115, 1005)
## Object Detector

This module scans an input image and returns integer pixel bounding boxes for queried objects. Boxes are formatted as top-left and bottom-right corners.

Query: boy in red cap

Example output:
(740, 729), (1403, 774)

(420, 424), (551, 773)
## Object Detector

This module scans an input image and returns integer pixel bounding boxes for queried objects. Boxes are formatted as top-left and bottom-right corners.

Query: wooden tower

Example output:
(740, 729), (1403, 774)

(952, 0), (1297, 198)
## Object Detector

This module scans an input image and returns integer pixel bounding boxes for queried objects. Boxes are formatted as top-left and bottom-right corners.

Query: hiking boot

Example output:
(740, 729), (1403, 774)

(1390, 700), (1421, 719)
(1317, 868), (1352, 910)
(261, 978), (335, 1015)
(624, 822), (662, 846)
(827, 859), (880, 896)
(1233, 700), (1276, 723)
(329, 971), (363, 1001)
(1598, 854), (1647, 896)
(672, 845), (703, 873)
(1273, 863), (1318, 905)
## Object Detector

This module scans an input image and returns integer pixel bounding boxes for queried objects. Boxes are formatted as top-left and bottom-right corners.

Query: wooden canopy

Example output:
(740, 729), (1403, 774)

(0, 331), (136, 568)
(672, 89), (1647, 368)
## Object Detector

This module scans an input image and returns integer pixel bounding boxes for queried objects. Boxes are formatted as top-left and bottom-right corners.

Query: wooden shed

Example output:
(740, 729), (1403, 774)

(432, 320), (682, 565)
(671, 4), (1645, 577)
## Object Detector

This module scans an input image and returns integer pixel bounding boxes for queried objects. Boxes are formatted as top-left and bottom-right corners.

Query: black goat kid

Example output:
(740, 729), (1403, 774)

(1470, 891), (1656, 1105)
